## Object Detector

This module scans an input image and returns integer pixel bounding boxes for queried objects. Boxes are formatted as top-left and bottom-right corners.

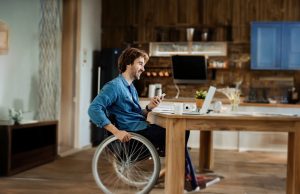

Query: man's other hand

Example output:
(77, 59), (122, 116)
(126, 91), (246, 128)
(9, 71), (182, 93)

(115, 130), (132, 142)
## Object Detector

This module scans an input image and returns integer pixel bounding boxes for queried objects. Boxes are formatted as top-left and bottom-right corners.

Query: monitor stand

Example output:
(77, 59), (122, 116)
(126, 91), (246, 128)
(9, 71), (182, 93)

(174, 83), (180, 99)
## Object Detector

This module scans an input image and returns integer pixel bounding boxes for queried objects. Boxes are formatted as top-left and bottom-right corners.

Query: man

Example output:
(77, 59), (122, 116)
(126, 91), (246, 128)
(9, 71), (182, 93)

(88, 47), (166, 155)
(88, 47), (194, 185)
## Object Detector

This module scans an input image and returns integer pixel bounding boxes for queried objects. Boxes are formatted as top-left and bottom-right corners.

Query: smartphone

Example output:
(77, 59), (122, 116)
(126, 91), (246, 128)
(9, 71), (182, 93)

(160, 93), (166, 100)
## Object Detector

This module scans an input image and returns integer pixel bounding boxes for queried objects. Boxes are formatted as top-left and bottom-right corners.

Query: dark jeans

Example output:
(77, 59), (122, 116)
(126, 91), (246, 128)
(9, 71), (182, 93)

(133, 124), (190, 157)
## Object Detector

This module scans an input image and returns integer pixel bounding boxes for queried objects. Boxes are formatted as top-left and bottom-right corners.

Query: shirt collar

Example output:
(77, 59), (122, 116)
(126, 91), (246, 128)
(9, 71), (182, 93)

(119, 74), (132, 87)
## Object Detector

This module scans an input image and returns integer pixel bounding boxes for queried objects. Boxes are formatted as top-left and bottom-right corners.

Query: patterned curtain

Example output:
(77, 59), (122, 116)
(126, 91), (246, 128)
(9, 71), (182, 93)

(38, 0), (61, 120)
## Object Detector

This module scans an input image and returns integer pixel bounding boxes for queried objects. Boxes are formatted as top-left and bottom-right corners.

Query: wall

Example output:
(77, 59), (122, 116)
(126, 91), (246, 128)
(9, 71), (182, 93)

(77, 0), (101, 148)
(0, 0), (40, 121)
(0, 0), (102, 150)
(101, 0), (300, 100)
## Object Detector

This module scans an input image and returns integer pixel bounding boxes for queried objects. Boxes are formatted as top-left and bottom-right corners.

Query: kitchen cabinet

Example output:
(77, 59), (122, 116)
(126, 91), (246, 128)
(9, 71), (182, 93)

(251, 22), (300, 70)
(0, 121), (58, 176)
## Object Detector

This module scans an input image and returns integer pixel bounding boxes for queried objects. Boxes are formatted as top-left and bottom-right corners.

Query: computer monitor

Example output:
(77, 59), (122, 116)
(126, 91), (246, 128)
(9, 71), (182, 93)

(171, 55), (207, 84)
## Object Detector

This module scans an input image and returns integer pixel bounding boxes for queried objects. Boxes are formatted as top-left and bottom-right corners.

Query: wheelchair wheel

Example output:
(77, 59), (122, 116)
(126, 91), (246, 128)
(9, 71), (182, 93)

(92, 133), (160, 194)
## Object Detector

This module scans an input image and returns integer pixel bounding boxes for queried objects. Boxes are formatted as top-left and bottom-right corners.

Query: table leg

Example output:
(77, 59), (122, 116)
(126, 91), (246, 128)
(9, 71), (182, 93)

(287, 129), (300, 194)
(295, 130), (300, 194)
(164, 118), (186, 194)
(199, 131), (213, 172)
(287, 132), (295, 194)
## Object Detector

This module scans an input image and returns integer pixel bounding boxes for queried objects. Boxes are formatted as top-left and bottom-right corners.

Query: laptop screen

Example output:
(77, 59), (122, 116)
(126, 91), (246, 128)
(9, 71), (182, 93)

(199, 86), (216, 114)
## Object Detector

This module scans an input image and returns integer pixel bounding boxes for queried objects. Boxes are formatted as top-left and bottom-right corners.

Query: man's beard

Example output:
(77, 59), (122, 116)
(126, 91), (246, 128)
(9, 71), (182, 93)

(134, 71), (143, 80)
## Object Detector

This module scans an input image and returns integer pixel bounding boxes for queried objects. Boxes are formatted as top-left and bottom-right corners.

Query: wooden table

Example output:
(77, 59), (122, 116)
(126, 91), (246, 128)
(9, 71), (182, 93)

(148, 112), (300, 194)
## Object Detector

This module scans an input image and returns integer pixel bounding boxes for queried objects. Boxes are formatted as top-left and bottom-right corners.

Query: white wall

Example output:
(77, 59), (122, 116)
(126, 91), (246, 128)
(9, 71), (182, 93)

(0, 0), (40, 121)
(77, 0), (101, 148)
(0, 0), (102, 149)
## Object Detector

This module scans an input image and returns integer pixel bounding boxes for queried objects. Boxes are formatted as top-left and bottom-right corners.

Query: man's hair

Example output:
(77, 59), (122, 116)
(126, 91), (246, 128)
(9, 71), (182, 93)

(118, 47), (149, 73)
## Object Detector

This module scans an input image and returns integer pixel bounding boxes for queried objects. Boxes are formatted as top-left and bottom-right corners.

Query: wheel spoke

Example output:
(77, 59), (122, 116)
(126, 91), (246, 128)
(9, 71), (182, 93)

(92, 133), (160, 194)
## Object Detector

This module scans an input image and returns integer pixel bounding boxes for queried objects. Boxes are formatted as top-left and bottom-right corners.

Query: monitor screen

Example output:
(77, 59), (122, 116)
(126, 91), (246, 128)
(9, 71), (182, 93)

(171, 55), (207, 84)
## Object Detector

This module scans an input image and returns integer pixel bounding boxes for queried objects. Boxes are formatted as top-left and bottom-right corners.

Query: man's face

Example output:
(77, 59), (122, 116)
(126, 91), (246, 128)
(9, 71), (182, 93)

(129, 56), (145, 80)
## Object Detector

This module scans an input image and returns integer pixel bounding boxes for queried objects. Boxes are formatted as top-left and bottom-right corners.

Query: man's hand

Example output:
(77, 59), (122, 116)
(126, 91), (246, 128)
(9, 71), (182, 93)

(115, 130), (132, 142)
(147, 95), (163, 110)
(104, 124), (132, 142)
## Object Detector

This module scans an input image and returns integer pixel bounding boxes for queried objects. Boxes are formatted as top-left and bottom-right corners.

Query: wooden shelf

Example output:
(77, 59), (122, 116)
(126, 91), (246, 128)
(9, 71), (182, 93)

(0, 120), (58, 176)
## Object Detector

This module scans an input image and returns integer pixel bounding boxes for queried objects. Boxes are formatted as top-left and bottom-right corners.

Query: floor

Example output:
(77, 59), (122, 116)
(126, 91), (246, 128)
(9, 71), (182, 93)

(0, 148), (287, 194)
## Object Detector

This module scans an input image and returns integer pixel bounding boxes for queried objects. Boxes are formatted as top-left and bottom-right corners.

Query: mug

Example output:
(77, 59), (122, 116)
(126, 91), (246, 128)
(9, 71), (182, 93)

(213, 101), (223, 112)
(173, 103), (184, 115)
(148, 84), (156, 98)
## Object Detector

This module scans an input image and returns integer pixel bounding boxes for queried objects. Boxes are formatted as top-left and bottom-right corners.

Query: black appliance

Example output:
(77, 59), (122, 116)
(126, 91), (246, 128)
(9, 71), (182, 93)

(91, 48), (122, 146)
(171, 55), (207, 84)
(91, 48), (122, 99)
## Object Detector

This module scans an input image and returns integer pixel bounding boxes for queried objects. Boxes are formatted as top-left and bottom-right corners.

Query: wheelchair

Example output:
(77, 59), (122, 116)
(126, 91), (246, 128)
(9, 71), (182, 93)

(92, 132), (161, 194)
(92, 132), (201, 194)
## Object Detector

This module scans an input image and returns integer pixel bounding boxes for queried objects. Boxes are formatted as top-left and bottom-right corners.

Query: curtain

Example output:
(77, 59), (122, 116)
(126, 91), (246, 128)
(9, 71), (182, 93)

(38, 0), (61, 120)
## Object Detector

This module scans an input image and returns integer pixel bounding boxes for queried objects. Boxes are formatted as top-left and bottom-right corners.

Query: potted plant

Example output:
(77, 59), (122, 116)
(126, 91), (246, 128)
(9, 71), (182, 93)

(195, 90), (207, 110)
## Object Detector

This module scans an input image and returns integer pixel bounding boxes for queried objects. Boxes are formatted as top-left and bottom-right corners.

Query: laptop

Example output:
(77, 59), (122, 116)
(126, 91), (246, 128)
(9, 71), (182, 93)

(183, 86), (216, 115)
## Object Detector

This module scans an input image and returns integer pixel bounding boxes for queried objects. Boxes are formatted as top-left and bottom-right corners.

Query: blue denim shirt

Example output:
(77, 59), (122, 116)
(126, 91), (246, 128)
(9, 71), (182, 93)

(88, 74), (148, 131)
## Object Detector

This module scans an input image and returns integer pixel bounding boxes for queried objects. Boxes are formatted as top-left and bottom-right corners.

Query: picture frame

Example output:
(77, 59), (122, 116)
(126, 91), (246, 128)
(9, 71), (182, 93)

(0, 20), (9, 55)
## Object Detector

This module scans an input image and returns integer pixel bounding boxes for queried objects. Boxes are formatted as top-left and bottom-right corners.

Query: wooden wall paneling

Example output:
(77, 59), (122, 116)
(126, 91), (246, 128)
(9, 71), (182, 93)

(124, 26), (138, 45)
(202, 0), (214, 25)
(151, 0), (171, 41)
(282, 0), (290, 20)
(206, 0), (231, 25)
(237, 25), (250, 43)
(214, 0), (231, 25)
(292, 0), (300, 20)
(154, 0), (168, 26)
(259, 0), (284, 21)
(177, 0), (187, 24)
(145, 0), (159, 42)
(245, 0), (260, 23)
(177, 0), (202, 25)
(231, 0), (242, 42)
(137, 0), (157, 42)
(163, 0), (178, 25)
(101, 0), (127, 27)
(242, 0), (259, 43)
(201, 0), (232, 41)
(148, 0), (178, 26)
(296, 0), (300, 19)
(284, 0), (300, 20)
(101, 28), (126, 48)
(101, 0), (300, 47)
(188, 0), (202, 25)
(126, 0), (138, 26)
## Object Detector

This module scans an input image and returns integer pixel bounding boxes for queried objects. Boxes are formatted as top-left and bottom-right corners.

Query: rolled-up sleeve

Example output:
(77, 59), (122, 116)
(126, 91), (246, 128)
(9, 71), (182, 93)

(88, 83), (117, 128)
